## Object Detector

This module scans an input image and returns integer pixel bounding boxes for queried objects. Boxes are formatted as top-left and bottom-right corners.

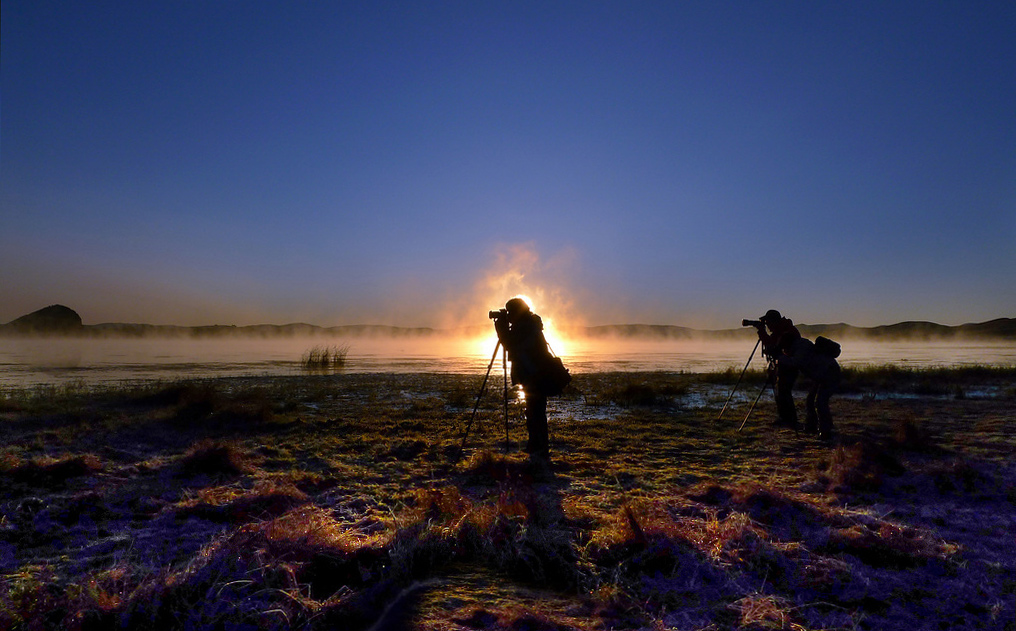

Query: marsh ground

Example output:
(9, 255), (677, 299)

(1, 369), (1014, 630)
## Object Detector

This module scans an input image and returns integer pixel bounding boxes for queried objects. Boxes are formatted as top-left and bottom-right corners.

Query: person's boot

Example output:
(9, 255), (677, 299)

(804, 412), (818, 434)
(816, 420), (833, 440)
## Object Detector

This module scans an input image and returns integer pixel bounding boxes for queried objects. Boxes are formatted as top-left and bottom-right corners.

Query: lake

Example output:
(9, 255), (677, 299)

(2, 335), (1015, 388)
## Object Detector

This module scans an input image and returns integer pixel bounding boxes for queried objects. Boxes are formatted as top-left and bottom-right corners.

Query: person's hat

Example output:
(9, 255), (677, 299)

(760, 309), (782, 323)
(505, 297), (531, 315)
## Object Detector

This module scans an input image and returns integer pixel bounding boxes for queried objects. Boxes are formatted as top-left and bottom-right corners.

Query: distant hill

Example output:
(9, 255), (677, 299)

(2, 305), (1014, 340)
(796, 318), (1016, 340)
(585, 319), (1016, 340)
(2, 304), (83, 333)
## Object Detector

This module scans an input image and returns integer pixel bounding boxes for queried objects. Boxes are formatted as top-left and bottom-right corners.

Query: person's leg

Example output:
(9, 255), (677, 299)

(776, 365), (799, 427)
(524, 398), (536, 453)
(805, 383), (819, 433)
(816, 386), (833, 436)
(818, 364), (840, 438)
(525, 390), (549, 456)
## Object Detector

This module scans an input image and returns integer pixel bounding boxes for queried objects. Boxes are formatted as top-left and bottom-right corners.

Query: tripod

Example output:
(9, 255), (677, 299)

(717, 338), (760, 421)
(453, 340), (511, 462)
(717, 337), (780, 432)
(737, 358), (778, 432)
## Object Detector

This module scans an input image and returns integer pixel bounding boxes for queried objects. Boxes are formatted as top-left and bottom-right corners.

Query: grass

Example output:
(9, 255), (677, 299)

(837, 364), (1016, 397)
(0, 368), (1014, 630)
(301, 344), (349, 371)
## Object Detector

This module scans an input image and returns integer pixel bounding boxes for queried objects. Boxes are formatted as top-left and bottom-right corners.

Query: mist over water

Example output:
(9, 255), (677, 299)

(2, 335), (1015, 388)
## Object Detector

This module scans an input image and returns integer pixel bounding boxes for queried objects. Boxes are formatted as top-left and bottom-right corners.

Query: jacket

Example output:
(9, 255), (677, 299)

(496, 312), (552, 388)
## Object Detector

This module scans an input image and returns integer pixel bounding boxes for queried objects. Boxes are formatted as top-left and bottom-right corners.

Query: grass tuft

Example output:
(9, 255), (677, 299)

(4, 453), (104, 487)
(822, 521), (958, 570)
(729, 593), (802, 630)
(893, 417), (935, 451)
(174, 481), (310, 523)
(301, 345), (349, 371)
(823, 439), (905, 492)
(179, 439), (256, 476)
(586, 376), (689, 407)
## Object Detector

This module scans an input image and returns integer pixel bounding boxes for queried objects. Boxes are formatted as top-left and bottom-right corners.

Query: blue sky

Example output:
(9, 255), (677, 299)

(2, 1), (1014, 328)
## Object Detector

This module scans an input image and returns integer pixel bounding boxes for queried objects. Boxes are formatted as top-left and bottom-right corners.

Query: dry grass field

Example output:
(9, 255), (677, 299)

(1, 368), (1014, 630)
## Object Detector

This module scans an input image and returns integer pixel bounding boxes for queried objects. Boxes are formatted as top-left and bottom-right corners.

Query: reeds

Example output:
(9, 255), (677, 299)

(301, 344), (349, 370)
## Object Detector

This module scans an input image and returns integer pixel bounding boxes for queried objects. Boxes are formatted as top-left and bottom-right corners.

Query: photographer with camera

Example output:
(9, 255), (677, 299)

(746, 309), (802, 430)
(490, 297), (557, 460)
(778, 335), (841, 440)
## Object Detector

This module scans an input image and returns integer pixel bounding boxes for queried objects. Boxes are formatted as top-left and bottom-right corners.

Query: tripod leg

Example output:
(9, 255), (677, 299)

(738, 368), (773, 433)
(503, 347), (510, 453)
(718, 338), (761, 421)
(454, 341), (500, 462)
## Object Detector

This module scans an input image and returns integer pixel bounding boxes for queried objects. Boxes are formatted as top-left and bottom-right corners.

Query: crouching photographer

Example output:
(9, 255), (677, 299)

(490, 297), (570, 460)
(779, 335), (841, 440)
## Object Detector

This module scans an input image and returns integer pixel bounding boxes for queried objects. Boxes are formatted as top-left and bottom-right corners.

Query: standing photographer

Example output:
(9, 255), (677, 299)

(492, 297), (553, 459)
(755, 310), (802, 429)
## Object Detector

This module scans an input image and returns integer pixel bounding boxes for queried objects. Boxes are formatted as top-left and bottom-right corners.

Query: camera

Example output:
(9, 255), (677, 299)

(742, 319), (764, 329)
(489, 309), (508, 320)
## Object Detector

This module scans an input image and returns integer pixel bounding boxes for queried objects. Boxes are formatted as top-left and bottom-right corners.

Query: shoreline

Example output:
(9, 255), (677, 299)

(3, 364), (1015, 397)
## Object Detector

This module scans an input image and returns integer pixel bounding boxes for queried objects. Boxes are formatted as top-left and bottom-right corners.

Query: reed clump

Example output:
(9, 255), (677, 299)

(301, 345), (349, 370)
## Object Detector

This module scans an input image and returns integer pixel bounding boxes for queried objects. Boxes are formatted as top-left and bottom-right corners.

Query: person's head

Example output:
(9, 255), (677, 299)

(760, 309), (782, 331)
(504, 297), (532, 323)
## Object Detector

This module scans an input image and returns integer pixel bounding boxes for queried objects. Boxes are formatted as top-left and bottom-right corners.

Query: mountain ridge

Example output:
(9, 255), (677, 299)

(3, 305), (1014, 339)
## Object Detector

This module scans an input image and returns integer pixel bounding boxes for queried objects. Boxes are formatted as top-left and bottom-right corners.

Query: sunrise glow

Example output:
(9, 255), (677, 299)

(542, 318), (568, 357)
(471, 294), (569, 362)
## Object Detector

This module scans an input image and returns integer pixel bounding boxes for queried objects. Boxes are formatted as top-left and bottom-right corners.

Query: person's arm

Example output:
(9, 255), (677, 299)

(757, 327), (777, 357)
(494, 317), (512, 347)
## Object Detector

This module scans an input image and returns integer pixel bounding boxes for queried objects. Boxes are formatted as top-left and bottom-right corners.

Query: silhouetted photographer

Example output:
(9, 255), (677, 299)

(746, 310), (802, 429)
(744, 310), (842, 440)
(491, 297), (570, 460)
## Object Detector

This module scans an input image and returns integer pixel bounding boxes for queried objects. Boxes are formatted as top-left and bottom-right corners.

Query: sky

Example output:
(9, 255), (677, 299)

(2, 1), (1014, 330)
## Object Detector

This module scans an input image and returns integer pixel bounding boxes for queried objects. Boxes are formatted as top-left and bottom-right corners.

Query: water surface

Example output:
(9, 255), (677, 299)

(1, 336), (1014, 388)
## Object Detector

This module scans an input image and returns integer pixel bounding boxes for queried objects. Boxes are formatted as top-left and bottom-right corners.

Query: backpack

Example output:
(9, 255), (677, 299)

(537, 348), (572, 396)
(814, 336), (841, 358)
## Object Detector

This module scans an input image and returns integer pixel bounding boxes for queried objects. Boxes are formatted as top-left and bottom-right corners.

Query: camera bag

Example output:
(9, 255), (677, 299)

(538, 354), (572, 396)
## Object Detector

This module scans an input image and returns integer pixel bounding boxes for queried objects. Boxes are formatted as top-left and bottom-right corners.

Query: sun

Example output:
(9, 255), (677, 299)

(472, 295), (569, 360)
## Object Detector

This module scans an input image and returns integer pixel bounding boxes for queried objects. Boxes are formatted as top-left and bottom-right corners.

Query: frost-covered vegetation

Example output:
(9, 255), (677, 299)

(1, 369), (1014, 630)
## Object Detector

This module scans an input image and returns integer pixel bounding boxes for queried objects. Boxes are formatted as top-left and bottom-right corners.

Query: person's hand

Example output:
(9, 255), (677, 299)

(494, 317), (510, 337)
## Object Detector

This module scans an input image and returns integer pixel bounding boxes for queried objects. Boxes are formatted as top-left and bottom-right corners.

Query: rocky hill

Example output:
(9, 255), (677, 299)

(2, 304), (83, 333)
